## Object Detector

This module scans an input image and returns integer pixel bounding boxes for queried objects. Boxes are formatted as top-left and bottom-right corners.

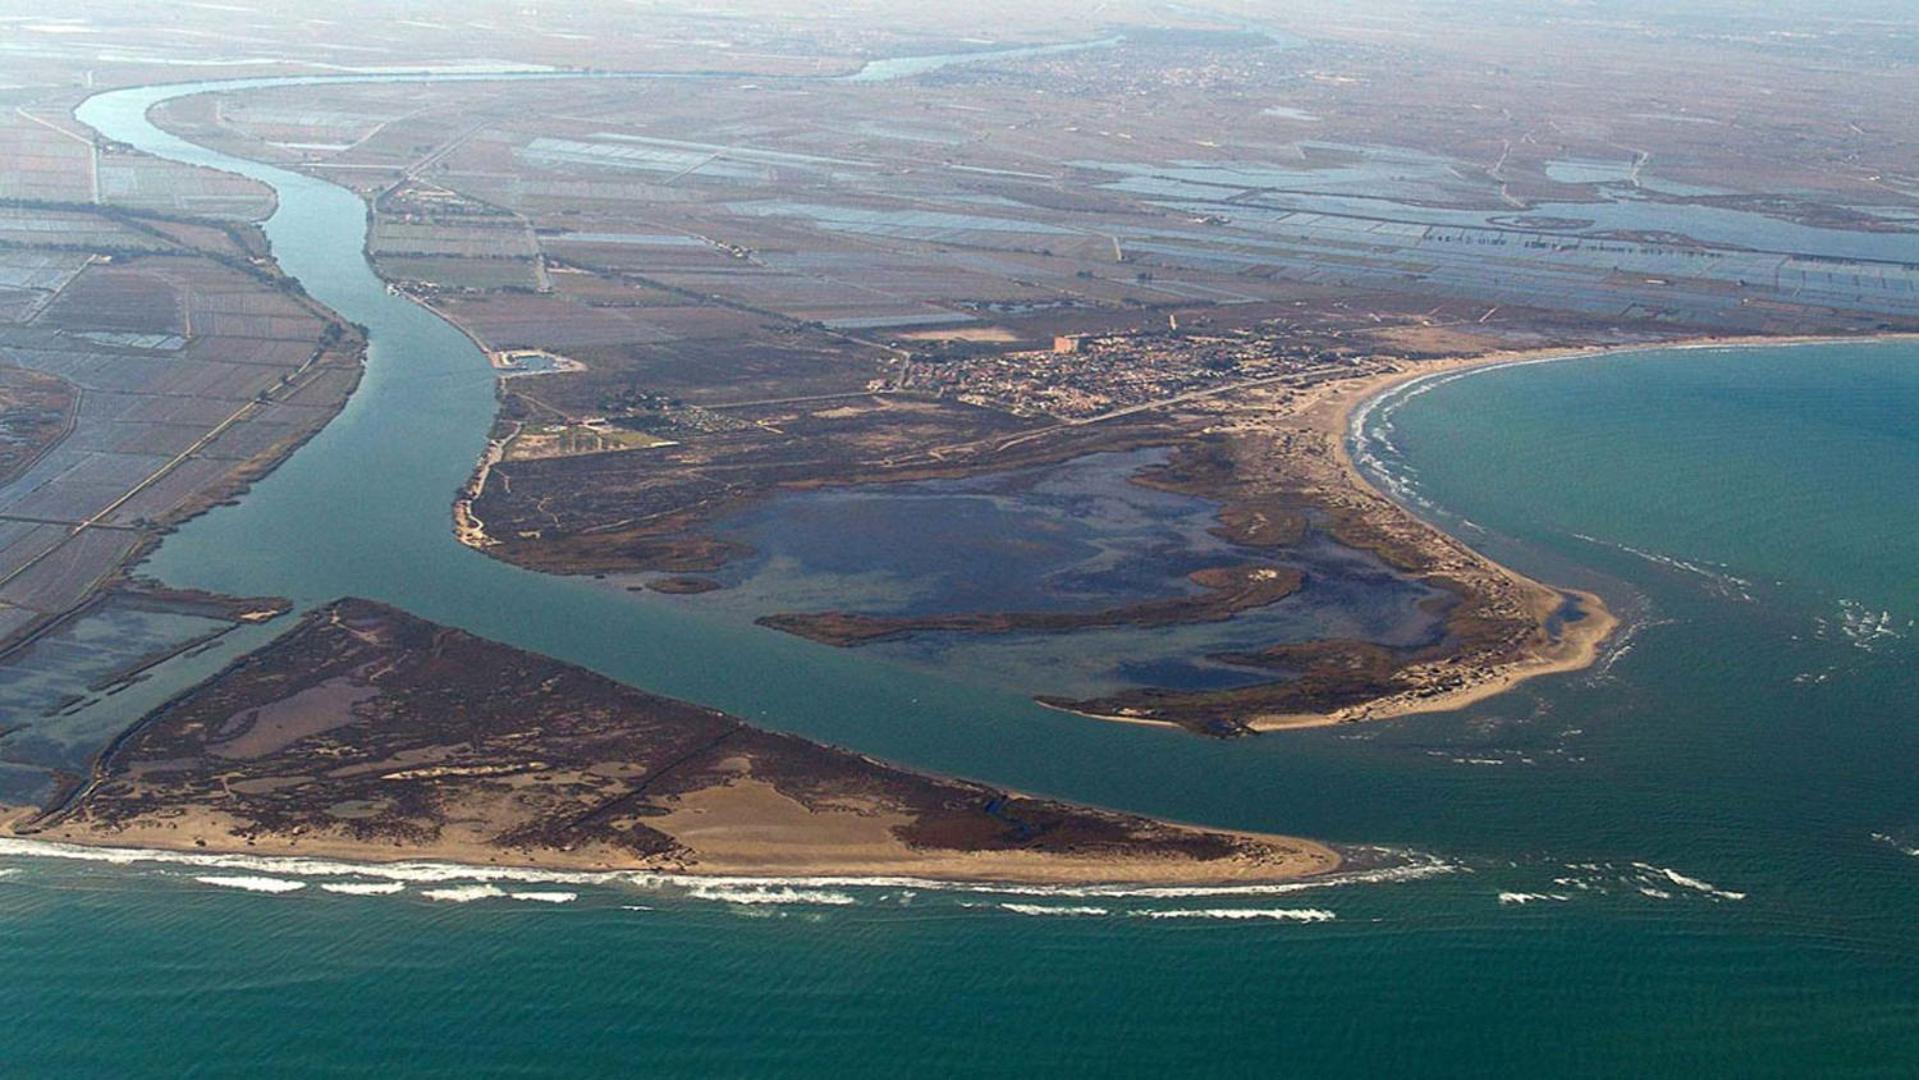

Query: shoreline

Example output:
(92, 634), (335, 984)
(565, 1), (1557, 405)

(1, 806), (1342, 890)
(1059, 330), (1918, 734)
(0, 828), (1410, 899)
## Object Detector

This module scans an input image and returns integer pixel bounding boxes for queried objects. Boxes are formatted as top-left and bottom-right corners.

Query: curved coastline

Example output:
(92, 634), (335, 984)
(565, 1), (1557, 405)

(1056, 331), (1917, 735)
(19, 71), (1359, 889)
(34, 72), (1909, 885)
(1303, 331), (1919, 728)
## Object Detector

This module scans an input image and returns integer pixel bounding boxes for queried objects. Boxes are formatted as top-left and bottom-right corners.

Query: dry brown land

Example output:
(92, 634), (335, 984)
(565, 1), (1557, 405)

(15, 0), (1907, 751)
(762, 564), (1305, 645)
(0, 365), (75, 486)
(14, 598), (1338, 885)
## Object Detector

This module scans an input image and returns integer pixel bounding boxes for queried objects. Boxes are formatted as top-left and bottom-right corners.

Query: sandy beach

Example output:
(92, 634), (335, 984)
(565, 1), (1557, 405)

(7, 794), (1341, 888)
(1064, 331), (1919, 734)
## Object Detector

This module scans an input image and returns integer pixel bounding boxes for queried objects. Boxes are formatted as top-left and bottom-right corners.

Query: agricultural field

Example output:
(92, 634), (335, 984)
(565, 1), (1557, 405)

(0, 205), (361, 655)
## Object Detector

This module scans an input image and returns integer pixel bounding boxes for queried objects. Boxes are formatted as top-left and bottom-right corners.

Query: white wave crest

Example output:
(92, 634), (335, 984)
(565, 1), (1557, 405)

(1348, 349), (1620, 511)
(320, 881), (406, 896)
(1821, 600), (1911, 651)
(687, 885), (856, 907)
(509, 891), (576, 904)
(1134, 908), (1335, 922)
(1497, 891), (1570, 905)
(0, 836), (1450, 908)
(972, 852), (1458, 900)
(194, 875), (306, 894)
(1632, 863), (1746, 901)
(1871, 833), (1919, 858)
(1569, 533), (1753, 600)
(421, 884), (505, 903)
(999, 903), (1109, 917)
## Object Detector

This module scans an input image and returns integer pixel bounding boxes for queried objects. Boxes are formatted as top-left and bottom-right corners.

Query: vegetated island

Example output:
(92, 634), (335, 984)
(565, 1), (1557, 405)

(759, 564), (1304, 645)
(8, 598), (1338, 885)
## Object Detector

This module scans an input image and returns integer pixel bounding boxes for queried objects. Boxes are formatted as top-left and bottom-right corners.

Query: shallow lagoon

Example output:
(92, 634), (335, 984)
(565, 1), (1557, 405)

(681, 448), (1446, 698)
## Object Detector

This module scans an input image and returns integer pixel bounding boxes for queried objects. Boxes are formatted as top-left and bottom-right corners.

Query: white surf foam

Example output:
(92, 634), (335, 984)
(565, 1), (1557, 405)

(194, 875), (306, 894)
(1825, 600), (1911, 651)
(971, 853), (1458, 900)
(508, 891), (577, 904)
(1569, 533), (1753, 600)
(1349, 349), (1621, 510)
(999, 903), (1109, 917)
(0, 836), (1450, 908)
(1497, 892), (1570, 905)
(320, 881), (407, 896)
(686, 885), (857, 907)
(421, 884), (506, 903)
(1134, 908), (1335, 922)
(1871, 833), (1919, 858)
(1632, 863), (1746, 901)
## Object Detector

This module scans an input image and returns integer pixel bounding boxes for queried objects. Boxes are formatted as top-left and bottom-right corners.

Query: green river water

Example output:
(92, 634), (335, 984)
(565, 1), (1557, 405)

(0, 76), (1912, 1077)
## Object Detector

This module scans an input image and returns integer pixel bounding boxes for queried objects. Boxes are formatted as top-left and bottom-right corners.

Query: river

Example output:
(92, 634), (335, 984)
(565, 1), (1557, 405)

(0, 73), (1911, 1076)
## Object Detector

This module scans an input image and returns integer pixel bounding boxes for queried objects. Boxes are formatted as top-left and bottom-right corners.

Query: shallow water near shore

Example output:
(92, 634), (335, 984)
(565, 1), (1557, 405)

(3, 76), (1917, 1075)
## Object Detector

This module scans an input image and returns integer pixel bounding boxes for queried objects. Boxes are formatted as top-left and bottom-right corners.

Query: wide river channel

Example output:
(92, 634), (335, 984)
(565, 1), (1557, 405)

(0, 72), (1910, 1076)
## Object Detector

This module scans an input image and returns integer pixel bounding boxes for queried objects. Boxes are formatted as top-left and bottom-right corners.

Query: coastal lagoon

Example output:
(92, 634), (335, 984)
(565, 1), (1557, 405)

(1, 75), (1915, 1075)
(683, 447), (1446, 698)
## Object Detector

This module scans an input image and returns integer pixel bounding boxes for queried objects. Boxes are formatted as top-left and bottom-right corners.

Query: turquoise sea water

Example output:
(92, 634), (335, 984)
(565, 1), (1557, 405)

(1, 79), (1915, 1076)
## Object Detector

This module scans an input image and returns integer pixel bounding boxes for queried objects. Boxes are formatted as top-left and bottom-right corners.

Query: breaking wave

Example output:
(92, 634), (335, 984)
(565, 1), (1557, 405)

(194, 875), (306, 894)
(686, 885), (857, 907)
(1350, 349), (1616, 512)
(1497, 891), (1569, 905)
(1569, 533), (1754, 600)
(1553, 860), (1747, 902)
(1000, 903), (1109, 917)
(321, 881), (407, 896)
(1871, 833), (1919, 857)
(1631, 863), (1746, 901)
(968, 851), (1459, 900)
(422, 885), (506, 903)
(0, 837), (1452, 915)
(1134, 908), (1335, 922)
(1814, 600), (1911, 652)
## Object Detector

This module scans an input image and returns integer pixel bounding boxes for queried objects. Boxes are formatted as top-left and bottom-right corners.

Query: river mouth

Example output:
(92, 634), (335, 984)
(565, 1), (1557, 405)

(47, 72), (1448, 826)
(4, 30), (1918, 1077)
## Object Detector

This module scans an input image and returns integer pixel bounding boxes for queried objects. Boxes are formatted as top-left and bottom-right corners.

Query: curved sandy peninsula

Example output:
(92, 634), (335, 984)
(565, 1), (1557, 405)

(1066, 332), (1918, 735)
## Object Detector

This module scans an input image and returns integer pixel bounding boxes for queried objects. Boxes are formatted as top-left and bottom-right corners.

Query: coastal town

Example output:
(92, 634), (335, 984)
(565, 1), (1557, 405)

(889, 323), (1371, 419)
